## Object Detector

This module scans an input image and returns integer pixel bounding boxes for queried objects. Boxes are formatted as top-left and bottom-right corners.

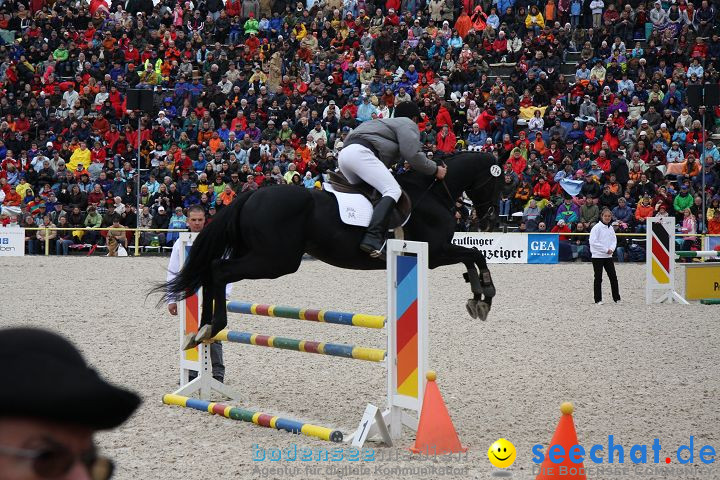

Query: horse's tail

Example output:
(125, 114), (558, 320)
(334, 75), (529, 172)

(153, 191), (252, 304)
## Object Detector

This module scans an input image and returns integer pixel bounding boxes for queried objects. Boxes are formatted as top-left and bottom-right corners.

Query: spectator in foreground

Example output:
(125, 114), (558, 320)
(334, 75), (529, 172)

(0, 327), (139, 480)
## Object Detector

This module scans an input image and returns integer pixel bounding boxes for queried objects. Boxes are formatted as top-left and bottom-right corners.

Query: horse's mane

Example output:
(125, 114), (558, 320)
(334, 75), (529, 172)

(396, 151), (493, 185)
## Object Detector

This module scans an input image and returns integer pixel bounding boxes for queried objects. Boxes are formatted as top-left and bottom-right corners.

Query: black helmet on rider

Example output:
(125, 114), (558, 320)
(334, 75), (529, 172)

(393, 101), (421, 121)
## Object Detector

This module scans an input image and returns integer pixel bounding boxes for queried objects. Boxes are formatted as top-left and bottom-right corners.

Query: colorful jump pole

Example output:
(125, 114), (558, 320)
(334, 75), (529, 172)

(676, 251), (720, 258)
(213, 330), (387, 362)
(226, 301), (386, 329)
(163, 394), (343, 443)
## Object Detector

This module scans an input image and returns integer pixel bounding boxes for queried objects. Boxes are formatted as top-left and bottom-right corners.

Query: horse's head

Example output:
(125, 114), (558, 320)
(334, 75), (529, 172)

(462, 152), (506, 232)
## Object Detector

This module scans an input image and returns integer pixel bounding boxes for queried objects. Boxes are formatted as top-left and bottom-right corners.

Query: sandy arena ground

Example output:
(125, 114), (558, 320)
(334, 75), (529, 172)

(1, 256), (718, 480)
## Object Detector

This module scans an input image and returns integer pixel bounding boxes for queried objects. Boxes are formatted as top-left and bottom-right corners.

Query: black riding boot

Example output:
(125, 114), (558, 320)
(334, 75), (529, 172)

(360, 196), (396, 257)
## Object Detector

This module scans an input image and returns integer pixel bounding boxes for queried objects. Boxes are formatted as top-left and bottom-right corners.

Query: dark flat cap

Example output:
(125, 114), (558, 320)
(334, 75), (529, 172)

(0, 328), (140, 430)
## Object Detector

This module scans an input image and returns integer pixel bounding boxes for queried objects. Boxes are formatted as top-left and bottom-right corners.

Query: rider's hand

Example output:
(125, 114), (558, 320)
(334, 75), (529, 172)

(168, 303), (178, 315)
(435, 165), (447, 180)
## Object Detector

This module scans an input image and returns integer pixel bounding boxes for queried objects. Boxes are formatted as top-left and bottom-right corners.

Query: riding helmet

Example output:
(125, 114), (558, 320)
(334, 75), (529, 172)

(393, 101), (421, 120)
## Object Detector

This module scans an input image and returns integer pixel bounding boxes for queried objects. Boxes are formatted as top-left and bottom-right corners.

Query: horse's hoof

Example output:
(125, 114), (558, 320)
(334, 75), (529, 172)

(196, 324), (214, 342)
(475, 302), (490, 321)
(466, 299), (490, 320)
(466, 299), (479, 319)
(181, 332), (199, 351)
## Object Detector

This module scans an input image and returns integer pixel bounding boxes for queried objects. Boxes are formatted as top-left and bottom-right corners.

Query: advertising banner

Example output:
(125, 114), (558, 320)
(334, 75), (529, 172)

(684, 264), (720, 301)
(0, 227), (25, 256)
(451, 233), (528, 263)
(705, 236), (720, 252)
(527, 234), (559, 264)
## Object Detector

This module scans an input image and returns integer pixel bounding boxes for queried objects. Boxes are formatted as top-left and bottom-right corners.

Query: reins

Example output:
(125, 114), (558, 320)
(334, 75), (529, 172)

(409, 162), (456, 214)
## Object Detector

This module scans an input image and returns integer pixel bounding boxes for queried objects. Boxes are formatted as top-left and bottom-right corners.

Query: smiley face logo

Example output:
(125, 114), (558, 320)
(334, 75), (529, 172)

(488, 438), (516, 468)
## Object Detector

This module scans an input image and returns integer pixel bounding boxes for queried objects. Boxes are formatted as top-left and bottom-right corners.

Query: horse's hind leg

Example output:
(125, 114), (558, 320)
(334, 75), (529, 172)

(206, 252), (304, 337)
(201, 283), (215, 327)
(181, 282), (216, 350)
(188, 282), (219, 344)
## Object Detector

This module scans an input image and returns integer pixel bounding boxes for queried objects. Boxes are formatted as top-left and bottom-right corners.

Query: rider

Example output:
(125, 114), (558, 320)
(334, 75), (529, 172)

(339, 101), (447, 257)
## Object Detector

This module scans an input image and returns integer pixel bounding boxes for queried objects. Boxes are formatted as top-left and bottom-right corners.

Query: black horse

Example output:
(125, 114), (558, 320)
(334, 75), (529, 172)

(161, 151), (506, 344)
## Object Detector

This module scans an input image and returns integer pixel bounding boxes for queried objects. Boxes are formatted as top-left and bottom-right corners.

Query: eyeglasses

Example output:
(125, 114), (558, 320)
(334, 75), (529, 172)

(0, 444), (114, 480)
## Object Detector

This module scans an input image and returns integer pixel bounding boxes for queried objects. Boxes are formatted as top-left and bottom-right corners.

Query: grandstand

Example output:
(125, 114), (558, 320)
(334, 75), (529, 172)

(0, 0), (719, 256)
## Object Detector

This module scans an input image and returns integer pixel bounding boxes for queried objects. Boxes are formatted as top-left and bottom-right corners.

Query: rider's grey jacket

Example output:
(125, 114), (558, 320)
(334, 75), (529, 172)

(344, 117), (438, 176)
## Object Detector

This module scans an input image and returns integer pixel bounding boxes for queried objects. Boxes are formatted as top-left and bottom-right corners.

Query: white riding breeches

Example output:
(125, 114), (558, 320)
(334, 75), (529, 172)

(337, 144), (402, 202)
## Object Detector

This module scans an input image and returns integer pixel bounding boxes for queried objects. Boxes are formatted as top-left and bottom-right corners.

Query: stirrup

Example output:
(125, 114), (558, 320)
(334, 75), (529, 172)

(360, 240), (387, 259)
(368, 248), (387, 261)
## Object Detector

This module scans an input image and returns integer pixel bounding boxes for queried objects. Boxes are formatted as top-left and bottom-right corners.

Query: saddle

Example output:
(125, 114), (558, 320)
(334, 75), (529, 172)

(327, 171), (412, 229)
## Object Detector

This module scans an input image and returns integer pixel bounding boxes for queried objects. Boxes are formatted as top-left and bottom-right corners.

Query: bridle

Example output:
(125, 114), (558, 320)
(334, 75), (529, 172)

(413, 162), (500, 224)
(465, 174), (498, 225)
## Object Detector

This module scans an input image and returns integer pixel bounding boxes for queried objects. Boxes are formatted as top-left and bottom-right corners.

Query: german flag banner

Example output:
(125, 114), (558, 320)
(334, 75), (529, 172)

(645, 217), (683, 304)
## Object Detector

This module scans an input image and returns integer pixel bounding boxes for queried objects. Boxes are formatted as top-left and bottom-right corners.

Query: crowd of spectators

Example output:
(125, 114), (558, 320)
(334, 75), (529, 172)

(0, 0), (720, 257)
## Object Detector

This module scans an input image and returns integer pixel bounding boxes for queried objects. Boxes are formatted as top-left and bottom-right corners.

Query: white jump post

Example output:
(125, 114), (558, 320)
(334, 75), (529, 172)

(347, 239), (429, 446)
(170, 235), (429, 446)
(646, 217), (688, 304)
(646, 217), (720, 304)
(175, 232), (239, 400)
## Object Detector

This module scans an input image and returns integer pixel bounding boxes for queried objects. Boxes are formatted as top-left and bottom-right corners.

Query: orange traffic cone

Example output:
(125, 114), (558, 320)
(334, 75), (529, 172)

(536, 402), (586, 480)
(409, 371), (467, 455)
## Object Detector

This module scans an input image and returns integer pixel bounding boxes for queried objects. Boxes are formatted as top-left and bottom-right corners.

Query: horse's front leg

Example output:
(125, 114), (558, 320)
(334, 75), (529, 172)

(462, 258), (495, 319)
(471, 248), (495, 306)
(431, 243), (495, 321)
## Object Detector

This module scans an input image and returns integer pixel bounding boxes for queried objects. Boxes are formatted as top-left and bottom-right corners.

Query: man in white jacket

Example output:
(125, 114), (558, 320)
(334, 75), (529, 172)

(167, 205), (227, 381)
(589, 208), (621, 304)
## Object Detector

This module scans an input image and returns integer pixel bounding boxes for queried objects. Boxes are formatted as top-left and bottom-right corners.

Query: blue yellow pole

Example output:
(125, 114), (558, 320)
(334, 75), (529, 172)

(226, 301), (385, 329)
(163, 394), (343, 442)
(213, 330), (386, 362)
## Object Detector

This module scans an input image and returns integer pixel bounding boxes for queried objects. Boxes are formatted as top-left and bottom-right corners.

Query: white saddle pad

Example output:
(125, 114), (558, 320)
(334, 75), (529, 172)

(324, 183), (373, 227)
